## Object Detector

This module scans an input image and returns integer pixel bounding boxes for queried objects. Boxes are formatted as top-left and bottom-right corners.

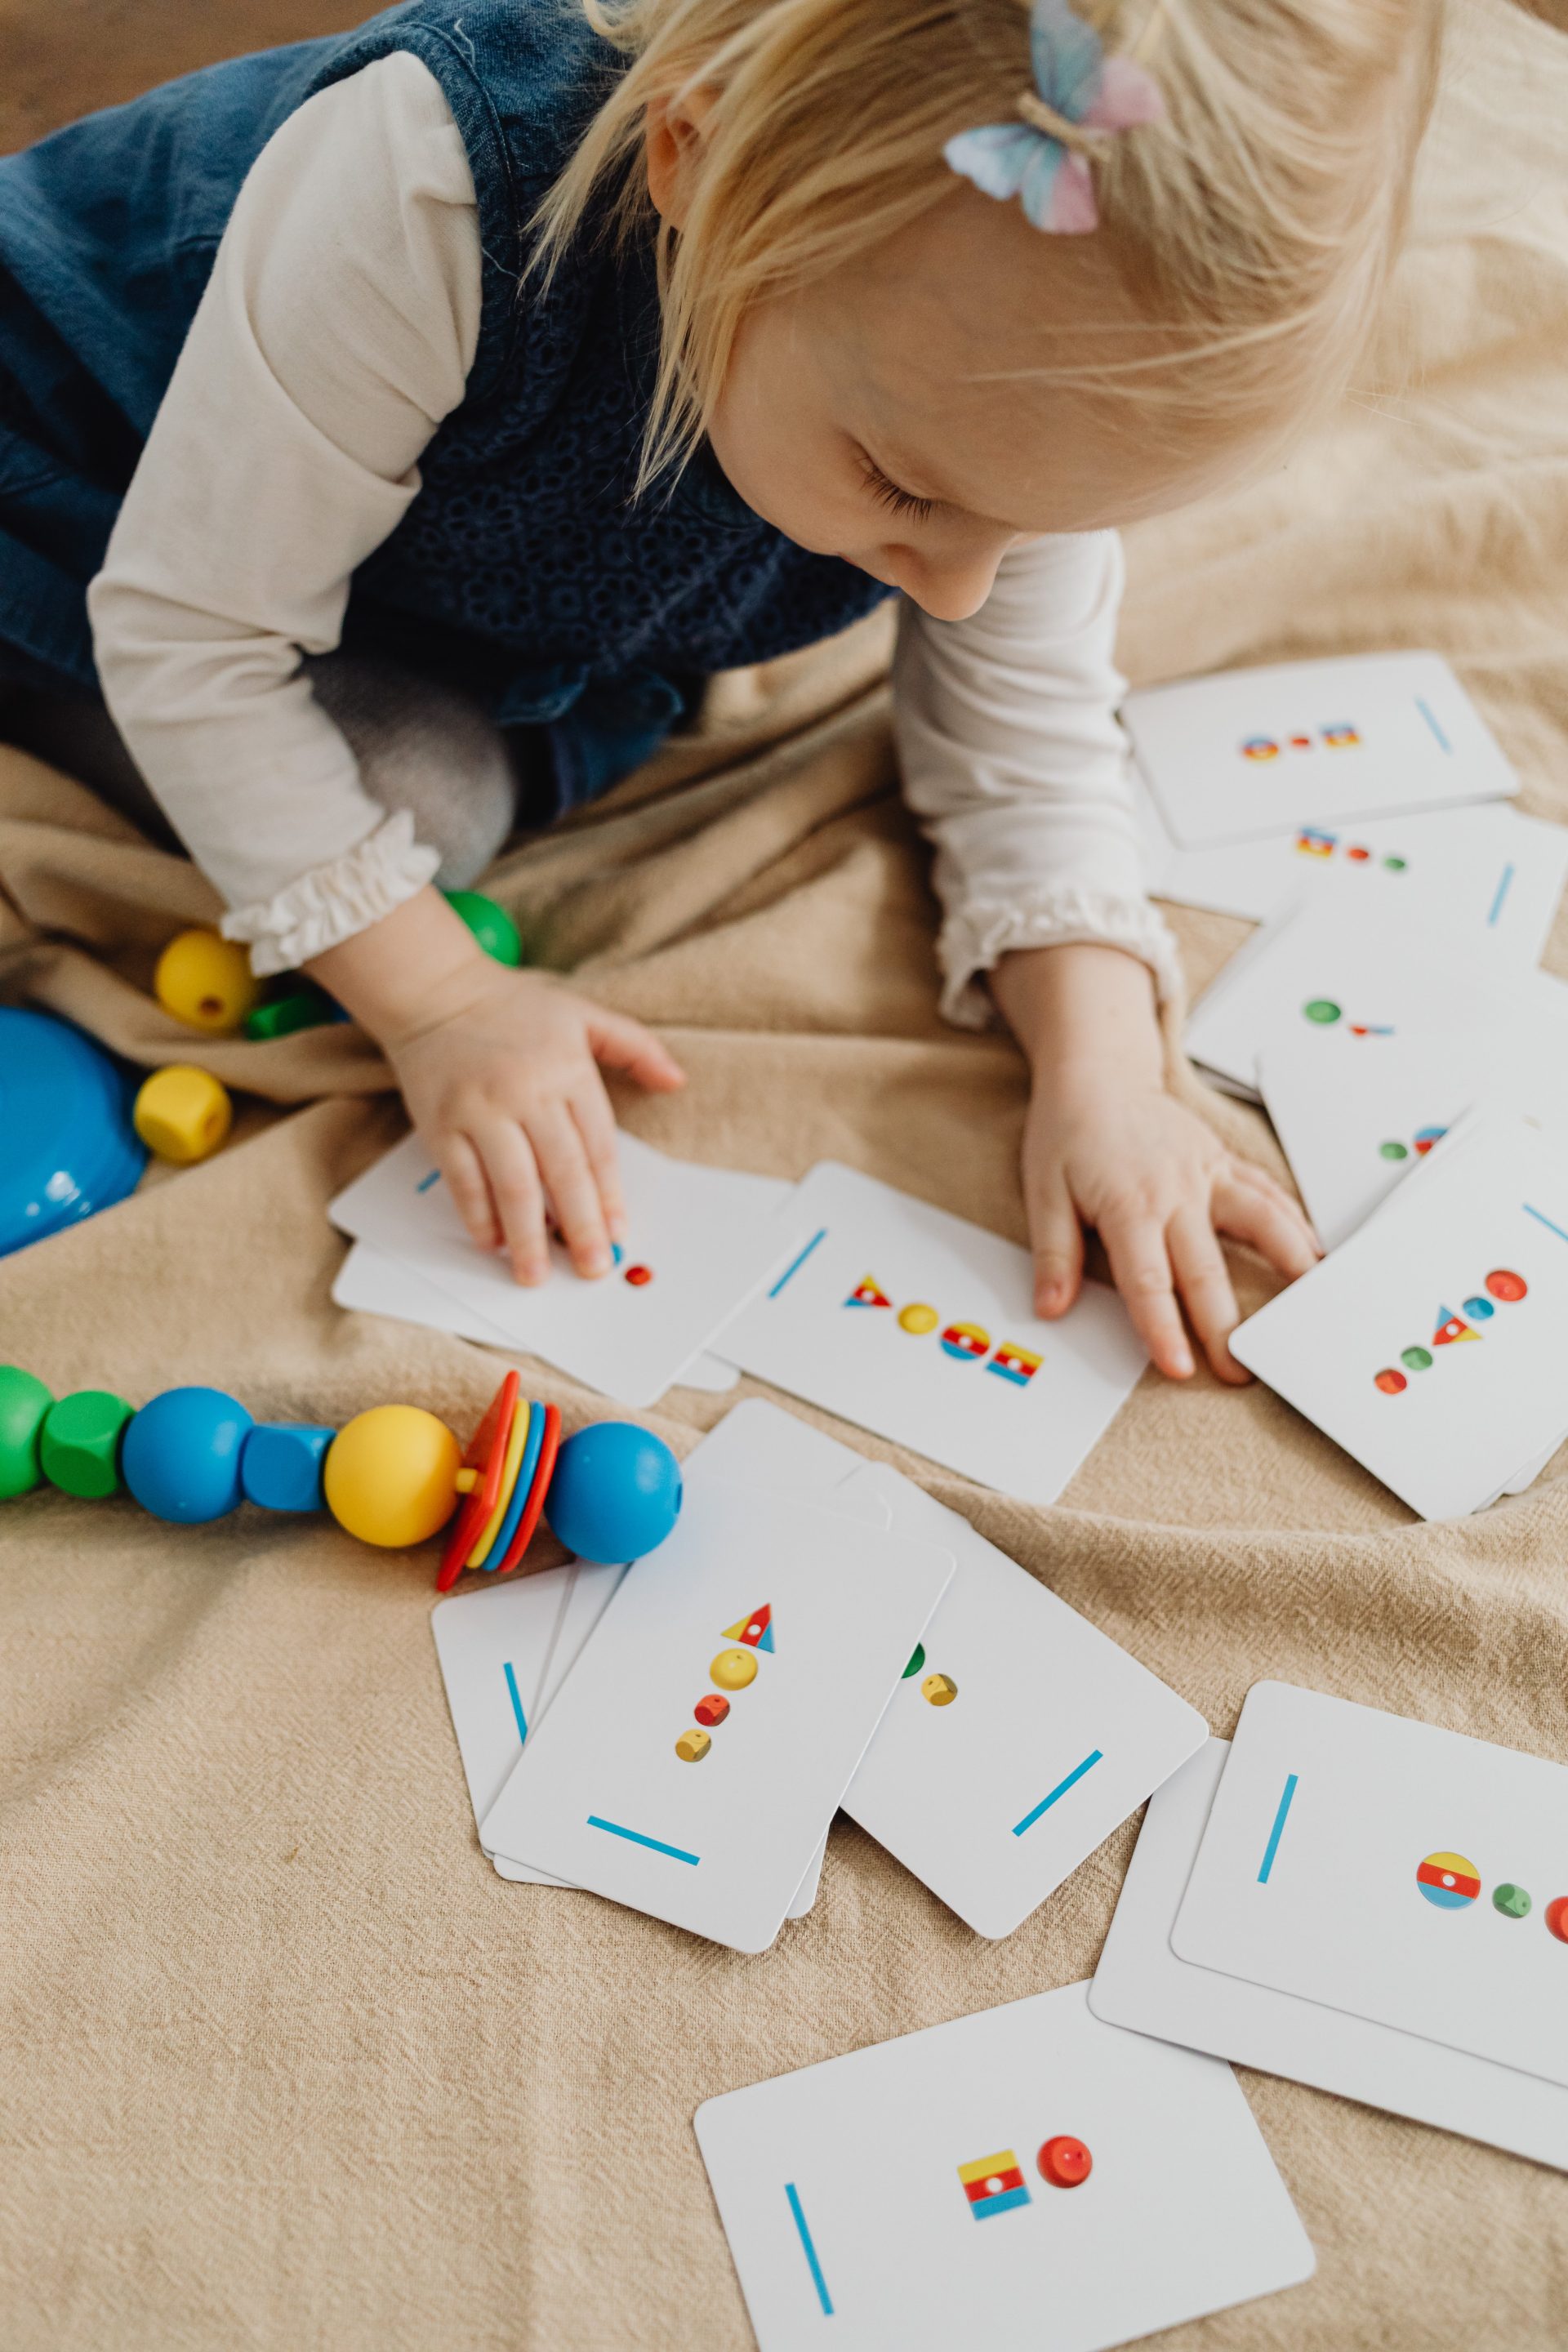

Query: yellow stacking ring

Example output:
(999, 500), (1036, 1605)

(466, 1397), (532, 1570)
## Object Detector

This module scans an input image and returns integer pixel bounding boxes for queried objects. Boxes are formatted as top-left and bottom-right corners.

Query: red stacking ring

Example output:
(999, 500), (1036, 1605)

(435, 1370), (519, 1592)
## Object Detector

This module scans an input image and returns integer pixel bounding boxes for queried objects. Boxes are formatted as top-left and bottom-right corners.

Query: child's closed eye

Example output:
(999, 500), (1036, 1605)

(858, 450), (935, 526)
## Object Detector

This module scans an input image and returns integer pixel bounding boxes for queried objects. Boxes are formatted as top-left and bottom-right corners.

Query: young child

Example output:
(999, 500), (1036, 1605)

(0, 0), (1440, 1378)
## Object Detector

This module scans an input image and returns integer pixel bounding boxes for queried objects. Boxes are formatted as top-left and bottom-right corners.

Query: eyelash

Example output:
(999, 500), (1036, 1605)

(862, 457), (934, 525)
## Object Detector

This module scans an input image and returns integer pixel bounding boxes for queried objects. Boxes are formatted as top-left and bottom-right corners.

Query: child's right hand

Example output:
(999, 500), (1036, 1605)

(305, 887), (685, 1284)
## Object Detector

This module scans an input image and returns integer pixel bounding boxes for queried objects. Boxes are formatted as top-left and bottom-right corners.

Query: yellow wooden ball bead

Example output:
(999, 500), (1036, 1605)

(154, 929), (260, 1033)
(323, 1405), (462, 1548)
(133, 1065), (234, 1164)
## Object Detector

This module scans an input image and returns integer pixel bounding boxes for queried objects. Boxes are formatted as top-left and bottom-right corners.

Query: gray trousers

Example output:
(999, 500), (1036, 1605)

(4, 652), (524, 890)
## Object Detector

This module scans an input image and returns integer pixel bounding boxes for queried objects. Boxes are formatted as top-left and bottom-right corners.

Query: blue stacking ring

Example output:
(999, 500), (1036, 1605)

(483, 1398), (544, 1570)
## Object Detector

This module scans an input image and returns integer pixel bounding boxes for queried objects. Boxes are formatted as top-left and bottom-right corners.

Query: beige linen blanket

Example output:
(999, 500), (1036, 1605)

(4, 6), (1568, 2344)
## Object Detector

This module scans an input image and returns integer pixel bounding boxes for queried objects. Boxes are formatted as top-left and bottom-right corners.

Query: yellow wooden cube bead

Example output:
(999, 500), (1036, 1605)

(154, 929), (260, 1032)
(133, 1065), (234, 1164)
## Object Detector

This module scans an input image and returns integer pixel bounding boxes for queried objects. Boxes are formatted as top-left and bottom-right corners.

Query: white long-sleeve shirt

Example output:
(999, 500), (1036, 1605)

(87, 51), (1178, 1019)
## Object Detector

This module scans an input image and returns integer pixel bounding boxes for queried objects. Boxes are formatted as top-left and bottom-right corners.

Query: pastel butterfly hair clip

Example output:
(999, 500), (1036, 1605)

(944, 0), (1165, 236)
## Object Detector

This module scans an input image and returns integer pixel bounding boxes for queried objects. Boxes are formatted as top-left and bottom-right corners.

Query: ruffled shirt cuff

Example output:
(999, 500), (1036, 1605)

(220, 809), (442, 975)
(937, 885), (1183, 1030)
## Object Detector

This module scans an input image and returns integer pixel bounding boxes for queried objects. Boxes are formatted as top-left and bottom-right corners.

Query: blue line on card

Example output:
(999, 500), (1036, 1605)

(769, 1227), (828, 1298)
(1415, 697), (1451, 754)
(416, 1169), (441, 1193)
(586, 1815), (700, 1866)
(785, 2183), (834, 2317)
(503, 1660), (528, 1745)
(1011, 1748), (1103, 1838)
(1523, 1202), (1568, 1248)
(1486, 863), (1516, 926)
(1257, 1773), (1298, 1884)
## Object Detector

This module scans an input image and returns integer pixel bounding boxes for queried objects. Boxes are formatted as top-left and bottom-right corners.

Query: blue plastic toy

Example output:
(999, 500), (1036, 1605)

(122, 1386), (255, 1524)
(240, 1424), (333, 1513)
(0, 1009), (146, 1258)
(543, 1421), (684, 1564)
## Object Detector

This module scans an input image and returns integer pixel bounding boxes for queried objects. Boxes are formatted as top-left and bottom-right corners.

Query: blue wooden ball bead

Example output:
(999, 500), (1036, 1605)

(543, 1422), (683, 1564)
(122, 1386), (255, 1524)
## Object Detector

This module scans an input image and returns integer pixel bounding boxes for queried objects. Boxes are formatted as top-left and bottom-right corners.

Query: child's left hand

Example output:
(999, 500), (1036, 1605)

(1021, 1068), (1320, 1381)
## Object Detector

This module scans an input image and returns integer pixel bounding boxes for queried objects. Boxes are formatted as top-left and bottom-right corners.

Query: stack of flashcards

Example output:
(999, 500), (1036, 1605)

(1126, 648), (1533, 900)
(329, 1133), (793, 1405)
(1182, 881), (1544, 1105)
(1257, 970), (1568, 1252)
(1091, 1682), (1568, 2176)
(434, 1400), (1208, 1952)
(1229, 1107), (1568, 1518)
(697, 1982), (1315, 2350)
(332, 1142), (1149, 1504)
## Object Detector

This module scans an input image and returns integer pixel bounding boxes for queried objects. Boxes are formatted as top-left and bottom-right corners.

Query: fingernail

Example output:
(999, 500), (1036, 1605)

(583, 1251), (611, 1278)
(1171, 1349), (1194, 1378)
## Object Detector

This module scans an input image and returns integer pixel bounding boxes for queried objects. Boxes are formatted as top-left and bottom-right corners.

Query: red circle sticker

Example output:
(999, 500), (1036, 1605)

(1037, 2136), (1093, 2189)
(1374, 1369), (1407, 1396)
(1485, 1269), (1527, 1303)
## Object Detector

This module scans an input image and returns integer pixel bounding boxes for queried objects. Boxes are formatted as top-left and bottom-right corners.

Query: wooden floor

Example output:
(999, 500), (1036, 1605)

(0, 1), (372, 152)
(3, 0), (1564, 154)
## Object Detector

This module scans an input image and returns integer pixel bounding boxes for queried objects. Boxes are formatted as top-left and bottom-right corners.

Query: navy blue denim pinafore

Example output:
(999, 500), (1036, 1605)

(0, 0), (893, 809)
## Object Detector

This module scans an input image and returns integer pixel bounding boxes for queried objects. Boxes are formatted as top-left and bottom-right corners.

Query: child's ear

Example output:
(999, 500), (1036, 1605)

(644, 84), (719, 229)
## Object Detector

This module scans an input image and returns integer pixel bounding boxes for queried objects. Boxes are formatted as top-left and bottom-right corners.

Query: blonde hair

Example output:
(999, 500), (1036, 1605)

(532, 0), (1446, 488)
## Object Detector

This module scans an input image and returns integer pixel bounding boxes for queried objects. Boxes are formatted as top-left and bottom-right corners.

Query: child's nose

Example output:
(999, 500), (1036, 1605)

(881, 539), (1008, 623)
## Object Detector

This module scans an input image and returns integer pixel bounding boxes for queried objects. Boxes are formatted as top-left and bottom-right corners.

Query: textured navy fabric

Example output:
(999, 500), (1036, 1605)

(0, 0), (894, 807)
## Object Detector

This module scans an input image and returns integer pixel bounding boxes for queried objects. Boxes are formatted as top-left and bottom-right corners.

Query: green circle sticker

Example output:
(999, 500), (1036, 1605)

(1383, 856), (1408, 872)
(1401, 1346), (1434, 1373)
(1379, 1141), (1409, 1162)
(1303, 999), (1342, 1025)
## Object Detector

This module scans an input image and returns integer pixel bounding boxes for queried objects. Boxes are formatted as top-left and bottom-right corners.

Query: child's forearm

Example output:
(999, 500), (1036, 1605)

(304, 884), (497, 1049)
(989, 941), (1164, 1094)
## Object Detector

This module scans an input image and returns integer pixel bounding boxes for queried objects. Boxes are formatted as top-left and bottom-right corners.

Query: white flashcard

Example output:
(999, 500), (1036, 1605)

(479, 1480), (955, 1951)
(695, 1979), (1314, 2352)
(1184, 884), (1518, 1098)
(715, 1164), (1147, 1508)
(432, 1564), (576, 1829)
(442, 1401), (883, 1913)
(1089, 1740), (1568, 2172)
(1136, 779), (1566, 955)
(1125, 651), (1517, 850)
(1172, 1683), (1568, 2091)
(329, 1134), (797, 1407)
(1230, 1111), (1568, 1519)
(333, 1236), (742, 1392)
(836, 1465), (1207, 1938)
(1258, 987), (1568, 1250)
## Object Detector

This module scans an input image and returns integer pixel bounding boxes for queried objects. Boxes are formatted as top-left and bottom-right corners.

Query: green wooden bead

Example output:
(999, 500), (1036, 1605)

(40, 1389), (134, 1499)
(445, 889), (524, 967)
(243, 982), (337, 1040)
(0, 1365), (53, 1499)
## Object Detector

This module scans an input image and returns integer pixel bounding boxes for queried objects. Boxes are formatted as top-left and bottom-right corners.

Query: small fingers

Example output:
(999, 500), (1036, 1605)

(1098, 1208), (1195, 1380)
(478, 1121), (550, 1286)
(531, 1104), (612, 1279)
(586, 1005), (687, 1094)
(1168, 1204), (1247, 1384)
(571, 1076), (627, 1248)
(1215, 1166), (1321, 1281)
(1028, 1173), (1085, 1319)
(439, 1131), (501, 1254)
